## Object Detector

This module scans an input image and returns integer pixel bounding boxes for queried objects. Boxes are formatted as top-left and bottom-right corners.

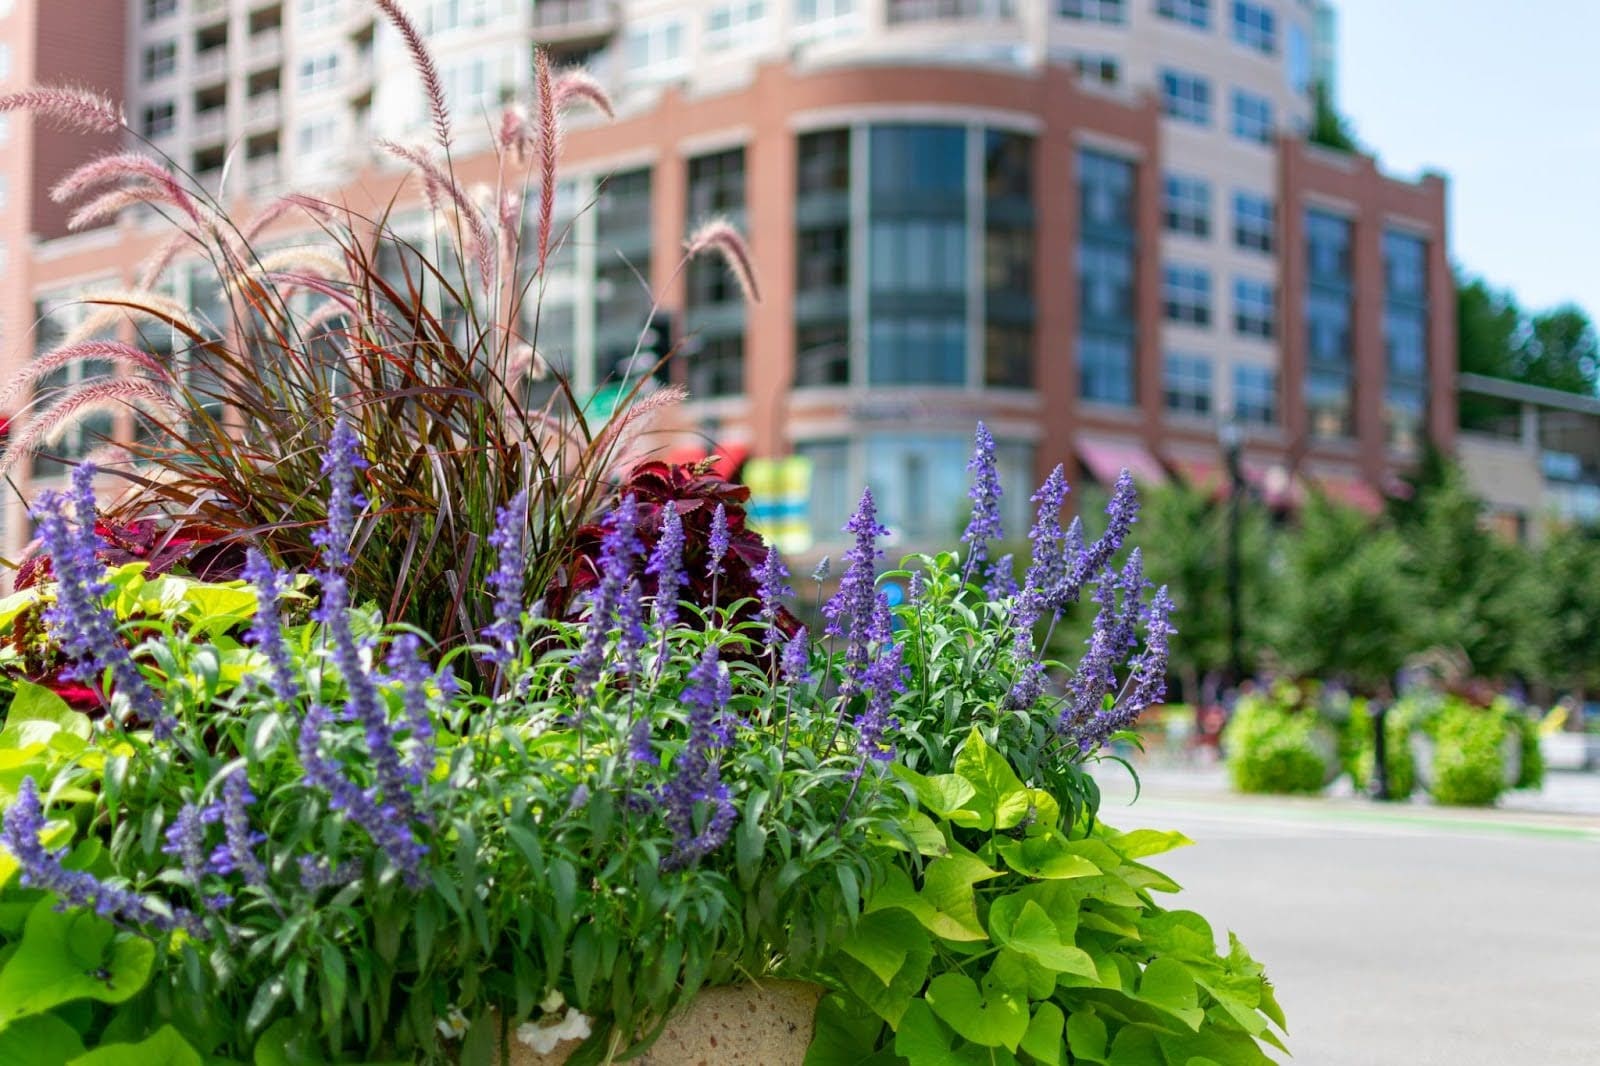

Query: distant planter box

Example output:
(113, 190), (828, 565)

(1540, 732), (1593, 772)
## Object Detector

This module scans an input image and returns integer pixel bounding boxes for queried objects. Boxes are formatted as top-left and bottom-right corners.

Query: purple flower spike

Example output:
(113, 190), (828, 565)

(162, 804), (209, 889)
(205, 771), (267, 888)
(661, 644), (737, 869)
(33, 464), (172, 739)
(707, 504), (730, 579)
(384, 633), (438, 786)
(853, 640), (905, 770)
(482, 491), (529, 667)
(242, 549), (299, 707)
(3, 777), (199, 935)
(821, 488), (889, 697)
(1019, 465), (1069, 617)
(311, 417), (369, 571)
(753, 546), (792, 646)
(571, 496), (644, 696)
(780, 627), (813, 685)
(984, 555), (1018, 599)
(962, 422), (1004, 577)
(647, 505), (686, 630)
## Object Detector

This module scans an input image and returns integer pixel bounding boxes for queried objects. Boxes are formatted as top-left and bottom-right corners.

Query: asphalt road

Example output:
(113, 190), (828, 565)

(1093, 782), (1600, 1066)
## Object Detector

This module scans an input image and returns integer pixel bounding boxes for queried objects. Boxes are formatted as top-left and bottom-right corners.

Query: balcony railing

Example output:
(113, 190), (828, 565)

(532, 0), (617, 39)
(245, 91), (281, 126)
(248, 27), (282, 65)
(192, 108), (227, 142)
(193, 0), (227, 18)
(886, 0), (1016, 21)
(245, 155), (281, 194)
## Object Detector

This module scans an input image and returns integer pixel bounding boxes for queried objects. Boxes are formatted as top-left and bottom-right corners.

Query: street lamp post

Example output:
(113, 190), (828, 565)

(1219, 414), (1245, 688)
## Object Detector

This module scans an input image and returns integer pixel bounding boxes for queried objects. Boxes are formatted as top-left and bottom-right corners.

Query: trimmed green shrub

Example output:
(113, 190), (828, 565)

(1223, 695), (1329, 795)
(1428, 702), (1510, 806)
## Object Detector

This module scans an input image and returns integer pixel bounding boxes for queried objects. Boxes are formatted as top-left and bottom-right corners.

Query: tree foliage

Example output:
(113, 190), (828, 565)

(1457, 272), (1599, 429)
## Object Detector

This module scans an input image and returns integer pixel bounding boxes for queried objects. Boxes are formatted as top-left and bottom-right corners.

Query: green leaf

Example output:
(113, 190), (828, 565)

(986, 948), (1056, 1002)
(1066, 1007), (1108, 1063)
(832, 926), (933, 1029)
(245, 976), (286, 1035)
(0, 1013), (86, 1064)
(0, 907), (154, 1027)
(987, 898), (1097, 979)
(924, 972), (1029, 1051)
(892, 1001), (1013, 1065)
(1138, 911), (1219, 966)
(840, 909), (925, 987)
(0, 681), (92, 750)
(917, 848), (999, 942)
(891, 765), (980, 825)
(1137, 958), (1205, 1030)
(952, 729), (1030, 830)
(1106, 1026), (1166, 1066)
(804, 992), (894, 1066)
(1019, 1002), (1066, 1066)
(68, 1025), (202, 1066)
(253, 1017), (330, 1066)
(1105, 828), (1193, 861)
(996, 834), (1101, 881)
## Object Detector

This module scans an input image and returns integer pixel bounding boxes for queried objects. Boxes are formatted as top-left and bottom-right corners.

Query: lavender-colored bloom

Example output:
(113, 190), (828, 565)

(205, 771), (267, 888)
(568, 784), (591, 811)
(811, 556), (831, 583)
(853, 640), (904, 770)
(628, 717), (657, 765)
(297, 854), (361, 893)
(162, 804), (208, 889)
(961, 422), (1004, 575)
(1069, 586), (1175, 750)
(297, 701), (429, 887)
(614, 577), (647, 679)
(646, 505), (686, 630)
(385, 633), (437, 787)
(752, 546), (792, 646)
(311, 417), (369, 571)
(660, 645), (737, 869)
(1018, 465), (1069, 618)
(984, 555), (1018, 600)
(571, 496), (643, 696)
(907, 569), (925, 606)
(821, 488), (889, 697)
(482, 491), (528, 666)
(242, 549), (299, 707)
(32, 465), (171, 739)
(3, 777), (198, 935)
(706, 503), (730, 579)
(780, 627), (813, 685)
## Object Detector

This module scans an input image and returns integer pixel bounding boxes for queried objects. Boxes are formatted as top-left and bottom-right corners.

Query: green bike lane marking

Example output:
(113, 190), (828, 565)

(1100, 792), (1600, 842)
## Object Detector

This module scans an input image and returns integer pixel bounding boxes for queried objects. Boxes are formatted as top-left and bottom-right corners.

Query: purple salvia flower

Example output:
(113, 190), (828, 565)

(297, 854), (361, 893)
(647, 504), (686, 630)
(614, 577), (647, 679)
(33, 464), (172, 739)
(811, 556), (831, 583)
(961, 422), (1004, 577)
(568, 784), (591, 811)
(242, 548), (299, 707)
(1019, 465), (1069, 618)
(628, 717), (657, 765)
(853, 640), (904, 771)
(781, 627), (814, 685)
(162, 803), (209, 889)
(1072, 586), (1175, 750)
(3, 777), (198, 935)
(385, 633), (437, 787)
(571, 496), (643, 696)
(205, 771), (267, 888)
(311, 416), (369, 571)
(1052, 471), (1140, 613)
(907, 569), (925, 605)
(984, 555), (1018, 599)
(706, 504), (730, 579)
(821, 488), (889, 697)
(661, 644), (737, 869)
(482, 491), (528, 667)
(752, 546), (792, 646)
(1007, 660), (1046, 712)
(297, 701), (429, 887)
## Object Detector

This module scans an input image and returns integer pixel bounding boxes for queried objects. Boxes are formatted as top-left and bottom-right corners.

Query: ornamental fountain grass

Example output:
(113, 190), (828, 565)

(0, 421), (1288, 1063)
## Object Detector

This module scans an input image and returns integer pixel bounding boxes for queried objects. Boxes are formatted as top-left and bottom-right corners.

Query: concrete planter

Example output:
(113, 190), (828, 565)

(500, 981), (822, 1065)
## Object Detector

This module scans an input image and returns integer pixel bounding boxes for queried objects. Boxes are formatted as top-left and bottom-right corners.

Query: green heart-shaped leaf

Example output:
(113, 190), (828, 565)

(1137, 958), (1205, 1030)
(1020, 1002), (1066, 1066)
(0, 907), (154, 1027)
(924, 972), (1028, 1050)
(996, 834), (1101, 881)
(988, 898), (1097, 978)
(68, 1025), (201, 1066)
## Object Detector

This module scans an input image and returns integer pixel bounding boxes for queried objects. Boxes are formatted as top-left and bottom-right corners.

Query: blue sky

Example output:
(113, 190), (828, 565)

(1335, 0), (1600, 318)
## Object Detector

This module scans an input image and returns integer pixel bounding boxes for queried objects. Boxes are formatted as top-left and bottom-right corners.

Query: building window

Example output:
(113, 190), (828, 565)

(144, 0), (177, 20)
(705, 1), (768, 50)
(795, 0), (857, 36)
(298, 52), (339, 92)
(1162, 173), (1210, 237)
(1164, 353), (1212, 416)
(795, 129), (850, 387)
(299, 0), (339, 29)
(142, 40), (177, 82)
(1233, 277), (1275, 338)
(442, 58), (491, 119)
(425, 0), (496, 34)
(1064, 51), (1120, 86)
(984, 130), (1034, 388)
(1232, 0), (1276, 54)
(1231, 89), (1274, 144)
(1078, 149), (1137, 405)
(1162, 264), (1211, 326)
(1161, 69), (1212, 126)
(687, 147), (745, 221)
(1384, 229), (1428, 450)
(1233, 191), (1274, 252)
(1233, 364), (1276, 425)
(685, 148), (747, 397)
(1288, 22), (1312, 93)
(624, 16), (687, 81)
(30, 293), (119, 480)
(297, 114), (338, 156)
(1057, 0), (1125, 23)
(797, 439), (851, 539)
(867, 124), (968, 386)
(865, 434), (1030, 540)
(687, 334), (744, 399)
(141, 101), (177, 139)
(594, 168), (655, 380)
(1306, 208), (1353, 439)
(1157, 0), (1209, 29)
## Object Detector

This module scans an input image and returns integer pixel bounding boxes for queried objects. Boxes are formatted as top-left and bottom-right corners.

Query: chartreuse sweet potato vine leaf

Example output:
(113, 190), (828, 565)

(67, 1025), (202, 1066)
(808, 729), (1289, 1065)
(0, 904), (155, 1030)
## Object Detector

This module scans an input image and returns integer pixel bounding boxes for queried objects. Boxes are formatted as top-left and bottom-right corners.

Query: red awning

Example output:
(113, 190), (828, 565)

(706, 443), (750, 481)
(1169, 457), (1224, 493)
(1077, 437), (1168, 488)
(661, 443), (708, 467)
(1311, 475), (1384, 515)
